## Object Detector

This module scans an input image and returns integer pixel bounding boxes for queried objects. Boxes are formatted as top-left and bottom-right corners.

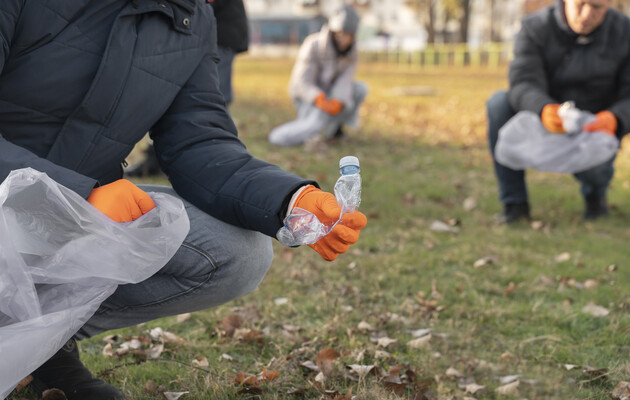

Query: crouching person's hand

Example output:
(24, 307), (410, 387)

(293, 185), (367, 261)
(87, 179), (155, 222)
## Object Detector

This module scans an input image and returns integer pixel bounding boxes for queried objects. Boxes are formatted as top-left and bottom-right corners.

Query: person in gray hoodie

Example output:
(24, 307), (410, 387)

(268, 5), (368, 146)
(487, 0), (630, 223)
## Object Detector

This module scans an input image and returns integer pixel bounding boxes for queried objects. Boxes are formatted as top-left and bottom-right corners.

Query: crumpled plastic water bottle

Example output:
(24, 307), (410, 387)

(558, 101), (596, 135)
(334, 155), (361, 213)
(277, 156), (362, 247)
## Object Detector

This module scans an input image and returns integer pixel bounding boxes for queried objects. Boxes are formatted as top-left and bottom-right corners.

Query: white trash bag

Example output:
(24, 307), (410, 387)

(0, 168), (190, 398)
(495, 106), (619, 174)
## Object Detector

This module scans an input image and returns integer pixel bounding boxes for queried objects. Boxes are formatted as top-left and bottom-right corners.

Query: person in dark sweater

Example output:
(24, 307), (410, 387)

(487, 0), (630, 222)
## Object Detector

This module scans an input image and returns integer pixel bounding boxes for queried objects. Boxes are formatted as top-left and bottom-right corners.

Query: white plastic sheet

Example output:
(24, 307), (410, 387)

(495, 111), (619, 174)
(0, 168), (190, 398)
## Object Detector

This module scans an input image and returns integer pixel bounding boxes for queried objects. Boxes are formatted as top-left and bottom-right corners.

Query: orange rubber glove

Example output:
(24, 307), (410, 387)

(87, 179), (155, 222)
(314, 92), (343, 116)
(583, 111), (617, 137)
(293, 185), (367, 261)
(541, 103), (565, 133)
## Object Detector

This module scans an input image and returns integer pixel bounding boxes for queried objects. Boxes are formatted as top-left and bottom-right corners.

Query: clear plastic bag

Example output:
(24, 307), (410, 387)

(495, 110), (619, 174)
(0, 168), (190, 398)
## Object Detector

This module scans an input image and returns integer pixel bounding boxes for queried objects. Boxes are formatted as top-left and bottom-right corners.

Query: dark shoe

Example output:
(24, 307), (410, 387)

(332, 126), (345, 139)
(495, 202), (531, 224)
(583, 195), (609, 220)
(31, 339), (123, 400)
(124, 145), (161, 178)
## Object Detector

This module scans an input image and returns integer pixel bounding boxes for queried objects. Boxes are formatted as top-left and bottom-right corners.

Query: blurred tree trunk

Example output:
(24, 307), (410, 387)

(405, 0), (438, 44)
(443, 0), (472, 43)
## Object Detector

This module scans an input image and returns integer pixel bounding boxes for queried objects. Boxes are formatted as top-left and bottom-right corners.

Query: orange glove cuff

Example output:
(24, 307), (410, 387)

(541, 104), (565, 133)
(584, 111), (617, 136)
(87, 179), (155, 222)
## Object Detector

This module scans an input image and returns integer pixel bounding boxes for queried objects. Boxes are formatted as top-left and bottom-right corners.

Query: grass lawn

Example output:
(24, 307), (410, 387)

(10, 58), (630, 400)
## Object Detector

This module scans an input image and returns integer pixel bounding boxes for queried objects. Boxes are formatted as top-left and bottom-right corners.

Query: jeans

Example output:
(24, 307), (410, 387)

(487, 90), (615, 204)
(268, 81), (369, 146)
(217, 46), (236, 105)
(75, 185), (273, 339)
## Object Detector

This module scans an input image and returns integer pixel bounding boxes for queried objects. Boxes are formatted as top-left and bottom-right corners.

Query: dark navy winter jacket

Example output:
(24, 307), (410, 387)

(508, 1), (630, 137)
(0, 0), (313, 237)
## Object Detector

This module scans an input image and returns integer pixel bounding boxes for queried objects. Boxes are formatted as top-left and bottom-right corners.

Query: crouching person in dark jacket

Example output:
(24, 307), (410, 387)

(0, 1), (367, 399)
(487, 0), (630, 223)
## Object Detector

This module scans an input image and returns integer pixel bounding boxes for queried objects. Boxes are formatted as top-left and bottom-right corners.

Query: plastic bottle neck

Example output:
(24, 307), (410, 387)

(340, 165), (360, 176)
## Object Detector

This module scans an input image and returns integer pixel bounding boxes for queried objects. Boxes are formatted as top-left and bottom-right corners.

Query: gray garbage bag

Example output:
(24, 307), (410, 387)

(0, 168), (190, 398)
(495, 110), (619, 174)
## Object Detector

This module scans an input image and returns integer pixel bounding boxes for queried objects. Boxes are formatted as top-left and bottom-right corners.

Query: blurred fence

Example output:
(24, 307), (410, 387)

(358, 42), (514, 68)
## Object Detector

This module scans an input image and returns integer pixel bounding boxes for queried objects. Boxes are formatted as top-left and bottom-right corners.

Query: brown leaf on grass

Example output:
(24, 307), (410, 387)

(234, 328), (264, 344)
(626, 364), (630, 377)
(503, 282), (516, 296)
(191, 357), (209, 368)
(259, 367), (280, 382)
(218, 314), (244, 337)
(316, 348), (341, 377)
(473, 256), (496, 268)
(14, 375), (32, 392)
(234, 372), (258, 386)
(381, 365), (408, 395)
(611, 381), (630, 400)
(42, 389), (67, 400)
(332, 386), (353, 400)
(581, 366), (608, 383)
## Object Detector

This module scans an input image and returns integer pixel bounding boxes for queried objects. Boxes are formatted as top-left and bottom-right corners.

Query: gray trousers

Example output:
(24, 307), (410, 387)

(268, 81), (369, 146)
(75, 185), (273, 339)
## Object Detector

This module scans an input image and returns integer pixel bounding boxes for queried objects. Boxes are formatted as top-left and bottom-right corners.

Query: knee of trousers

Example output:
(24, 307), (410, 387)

(353, 81), (369, 103)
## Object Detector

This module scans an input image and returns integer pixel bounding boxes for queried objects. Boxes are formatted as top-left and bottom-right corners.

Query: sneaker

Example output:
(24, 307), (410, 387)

(583, 195), (609, 220)
(31, 339), (123, 400)
(495, 202), (531, 224)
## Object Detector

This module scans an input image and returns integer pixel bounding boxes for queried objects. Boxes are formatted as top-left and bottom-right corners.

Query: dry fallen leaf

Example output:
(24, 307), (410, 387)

(376, 337), (398, 348)
(464, 383), (485, 394)
(357, 321), (375, 331)
(259, 367), (280, 382)
(274, 297), (289, 306)
(149, 343), (164, 359)
(445, 367), (463, 378)
(495, 380), (519, 395)
(430, 220), (459, 234)
(348, 364), (375, 379)
(218, 314), (244, 337)
(102, 343), (114, 358)
(473, 256), (496, 268)
(192, 357), (209, 368)
(503, 282), (516, 296)
(219, 353), (233, 361)
(408, 328), (431, 338)
(463, 196), (477, 211)
(234, 372), (257, 386)
(611, 381), (630, 400)
(582, 302), (610, 317)
(554, 252), (571, 263)
(175, 313), (191, 323)
(407, 335), (431, 349)
(316, 348), (341, 377)
(163, 391), (188, 400)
